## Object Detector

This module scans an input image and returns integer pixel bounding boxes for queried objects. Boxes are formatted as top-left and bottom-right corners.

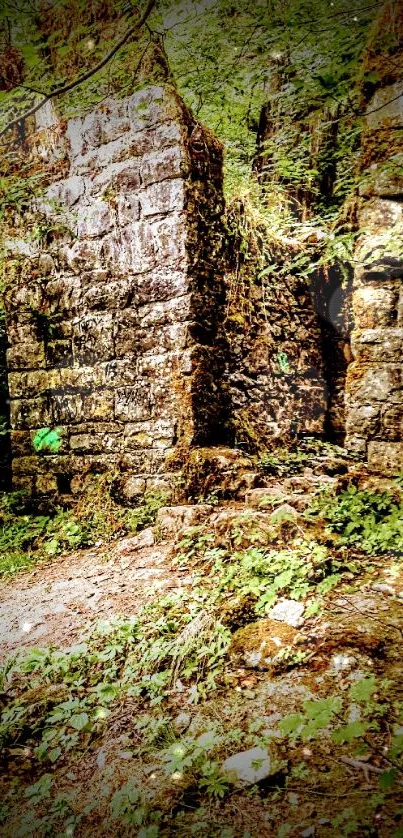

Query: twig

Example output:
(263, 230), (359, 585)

(339, 755), (383, 782)
(0, 0), (157, 139)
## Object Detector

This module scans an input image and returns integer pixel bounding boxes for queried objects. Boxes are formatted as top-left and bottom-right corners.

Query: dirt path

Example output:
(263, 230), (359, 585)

(0, 529), (188, 659)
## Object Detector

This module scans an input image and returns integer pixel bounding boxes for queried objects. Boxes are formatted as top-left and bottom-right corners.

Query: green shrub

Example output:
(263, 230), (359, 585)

(307, 486), (403, 554)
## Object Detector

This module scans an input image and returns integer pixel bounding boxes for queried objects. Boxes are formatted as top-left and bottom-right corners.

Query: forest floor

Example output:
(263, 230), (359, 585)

(0, 447), (403, 838)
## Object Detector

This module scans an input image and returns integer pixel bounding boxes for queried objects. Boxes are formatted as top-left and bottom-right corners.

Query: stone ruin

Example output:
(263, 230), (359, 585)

(1, 72), (402, 500)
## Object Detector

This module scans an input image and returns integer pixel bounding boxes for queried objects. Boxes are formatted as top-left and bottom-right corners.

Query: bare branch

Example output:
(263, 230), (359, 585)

(0, 0), (157, 139)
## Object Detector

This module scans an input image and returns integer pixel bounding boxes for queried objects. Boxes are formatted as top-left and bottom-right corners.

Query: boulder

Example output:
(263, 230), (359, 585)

(156, 504), (213, 538)
(221, 747), (273, 787)
(269, 599), (305, 628)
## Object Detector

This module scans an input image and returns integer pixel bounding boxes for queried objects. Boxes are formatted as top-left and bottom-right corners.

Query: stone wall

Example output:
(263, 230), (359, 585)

(344, 16), (403, 475)
(3, 81), (225, 499)
(223, 228), (328, 450)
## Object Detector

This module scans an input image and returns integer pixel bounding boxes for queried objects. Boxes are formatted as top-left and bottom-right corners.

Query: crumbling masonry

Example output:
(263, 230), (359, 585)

(2, 75), (402, 499)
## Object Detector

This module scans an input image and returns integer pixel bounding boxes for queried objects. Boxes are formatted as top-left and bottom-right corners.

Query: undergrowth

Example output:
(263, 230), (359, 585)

(0, 480), (166, 576)
(307, 485), (403, 555)
(0, 483), (403, 835)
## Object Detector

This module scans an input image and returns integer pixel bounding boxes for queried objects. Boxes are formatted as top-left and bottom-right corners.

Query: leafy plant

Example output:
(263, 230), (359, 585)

(307, 486), (403, 554)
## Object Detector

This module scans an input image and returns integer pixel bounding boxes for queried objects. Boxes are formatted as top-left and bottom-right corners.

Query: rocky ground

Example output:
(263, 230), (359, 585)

(0, 454), (402, 837)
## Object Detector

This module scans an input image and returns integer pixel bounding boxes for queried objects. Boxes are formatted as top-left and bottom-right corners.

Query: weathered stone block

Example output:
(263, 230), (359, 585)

(140, 178), (184, 217)
(127, 85), (178, 131)
(347, 363), (401, 403)
(115, 385), (152, 422)
(152, 213), (187, 267)
(353, 287), (398, 328)
(368, 441), (403, 475)
(10, 398), (52, 429)
(139, 295), (191, 328)
(91, 160), (141, 195)
(46, 175), (85, 208)
(7, 342), (45, 371)
(52, 393), (84, 424)
(72, 313), (115, 364)
(64, 239), (103, 274)
(345, 403), (380, 437)
(10, 430), (32, 457)
(136, 267), (186, 305)
(69, 433), (110, 454)
(77, 200), (113, 238)
(381, 405), (403, 440)
(116, 194), (141, 226)
(46, 340), (73, 368)
(140, 146), (186, 187)
(82, 391), (114, 421)
(351, 329), (403, 364)
(36, 474), (59, 494)
(365, 82), (403, 130)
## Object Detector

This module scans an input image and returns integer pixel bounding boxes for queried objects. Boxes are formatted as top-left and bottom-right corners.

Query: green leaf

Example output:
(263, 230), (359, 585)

(379, 768), (399, 791)
(70, 712), (89, 731)
(332, 721), (368, 744)
(349, 676), (377, 704)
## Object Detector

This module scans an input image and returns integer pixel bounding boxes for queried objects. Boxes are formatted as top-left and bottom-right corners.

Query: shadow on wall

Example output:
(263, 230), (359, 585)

(310, 264), (353, 444)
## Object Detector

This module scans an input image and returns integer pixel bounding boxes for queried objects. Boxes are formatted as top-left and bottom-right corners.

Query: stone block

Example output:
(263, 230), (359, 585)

(152, 213), (187, 267)
(12, 475), (34, 494)
(102, 222), (156, 274)
(7, 342), (45, 370)
(127, 85), (178, 130)
(8, 369), (51, 399)
(52, 393), (84, 424)
(46, 175), (85, 208)
(136, 267), (186, 305)
(368, 441), (403, 475)
(119, 475), (146, 500)
(82, 391), (114, 421)
(139, 295), (191, 328)
(365, 82), (403, 130)
(72, 313), (114, 364)
(91, 160), (141, 195)
(114, 309), (140, 357)
(36, 474), (59, 494)
(10, 397), (52, 429)
(45, 276), (82, 316)
(64, 239), (103, 274)
(140, 146), (186, 187)
(156, 503), (213, 537)
(46, 340), (73, 368)
(116, 194), (141, 226)
(345, 403), (380, 437)
(38, 253), (56, 276)
(346, 363), (401, 403)
(77, 200), (113, 238)
(69, 433), (108, 454)
(115, 385), (152, 422)
(140, 178), (185, 217)
(10, 431), (31, 457)
(351, 329), (403, 364)
(353, 287), (398, 328)
(381, 405), (403, 440)
(82, 107), (130, 148)
(358, 198), (403, 229)
(5, 311), (40, 344)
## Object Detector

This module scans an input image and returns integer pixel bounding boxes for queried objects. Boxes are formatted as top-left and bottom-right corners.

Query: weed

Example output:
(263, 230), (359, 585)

(307, 486), (403, 554)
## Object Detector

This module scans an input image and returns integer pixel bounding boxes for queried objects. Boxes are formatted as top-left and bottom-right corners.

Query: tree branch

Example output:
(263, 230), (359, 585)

(0, 0), (157, 139)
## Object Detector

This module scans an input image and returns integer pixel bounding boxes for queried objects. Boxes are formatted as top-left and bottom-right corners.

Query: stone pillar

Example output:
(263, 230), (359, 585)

(3, 82), (224, 499)
(345, 22), (403, 474)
